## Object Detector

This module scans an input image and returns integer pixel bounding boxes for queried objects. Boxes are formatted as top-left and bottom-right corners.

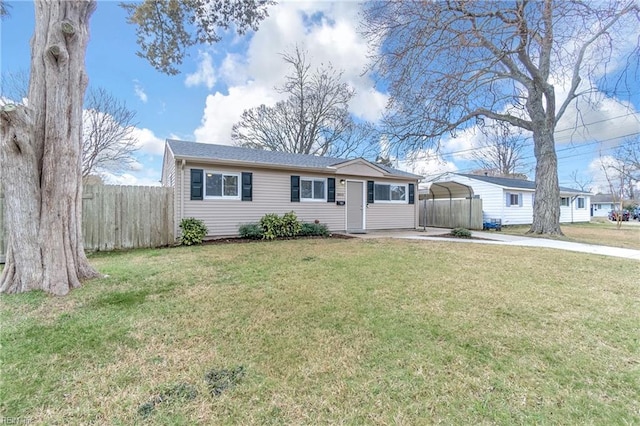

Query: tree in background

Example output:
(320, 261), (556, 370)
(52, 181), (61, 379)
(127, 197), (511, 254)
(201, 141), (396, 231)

(2, 72), (141, 179)
(82, 87), (138, 178)
(363, 1), (639, 235)
(569, 170), (593, 193)
(471, 122), (528, 178)
(232, 46), (375, 158)
(0, 0), (272, 295)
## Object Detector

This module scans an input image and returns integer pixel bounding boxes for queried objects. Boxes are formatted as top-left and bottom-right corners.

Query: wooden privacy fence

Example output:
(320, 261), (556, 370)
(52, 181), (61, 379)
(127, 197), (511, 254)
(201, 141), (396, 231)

(419, 198), (483, 230)
(0, 185), (174, 263)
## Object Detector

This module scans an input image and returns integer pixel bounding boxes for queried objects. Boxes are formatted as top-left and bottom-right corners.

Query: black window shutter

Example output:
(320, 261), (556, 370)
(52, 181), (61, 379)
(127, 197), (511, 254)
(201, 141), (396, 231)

(327, 178), (336, 203)
(367, 181), (375, 204)
(190, 169), (203, 200)
(408, 183), (415, 204)
(241, 172), (252, 201)
(291, 175), (300, 202)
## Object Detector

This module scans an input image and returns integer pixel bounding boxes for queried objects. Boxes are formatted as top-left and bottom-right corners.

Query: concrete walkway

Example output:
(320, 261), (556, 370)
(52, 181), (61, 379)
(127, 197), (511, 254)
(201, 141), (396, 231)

(351, 228), (640, 261)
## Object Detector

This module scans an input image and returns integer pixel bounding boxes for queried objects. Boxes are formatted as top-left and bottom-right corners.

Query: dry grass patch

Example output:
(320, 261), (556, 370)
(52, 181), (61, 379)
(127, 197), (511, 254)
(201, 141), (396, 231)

(1, 239), (638, 424)
(500, 221), (640, 250)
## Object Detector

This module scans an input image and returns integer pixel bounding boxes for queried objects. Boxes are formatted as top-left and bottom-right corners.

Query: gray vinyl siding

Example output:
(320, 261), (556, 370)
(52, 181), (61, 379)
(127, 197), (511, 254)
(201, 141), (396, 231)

(179, 162), (417, 236)
(366, 203), (416, 230)
(182, 164), (343, 236)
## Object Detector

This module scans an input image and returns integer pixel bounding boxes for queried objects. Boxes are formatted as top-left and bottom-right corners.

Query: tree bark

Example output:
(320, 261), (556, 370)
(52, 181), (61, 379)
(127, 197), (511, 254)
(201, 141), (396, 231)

(530, 129), (562, 235)
(0, 0), (100, 295)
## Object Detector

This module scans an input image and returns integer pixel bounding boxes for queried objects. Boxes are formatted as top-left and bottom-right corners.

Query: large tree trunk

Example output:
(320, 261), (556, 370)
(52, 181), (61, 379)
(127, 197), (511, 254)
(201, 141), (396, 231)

(0, 1), (100, 295)
(530, 128), (562, 235)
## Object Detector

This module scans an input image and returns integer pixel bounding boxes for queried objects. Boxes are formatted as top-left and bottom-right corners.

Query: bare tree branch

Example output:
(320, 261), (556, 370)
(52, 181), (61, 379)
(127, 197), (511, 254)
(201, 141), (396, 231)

(471, 122), (528, 177)
(362, 0), (639, 234)
(232, 46), (375, 157)
(82, 87), (139, 177)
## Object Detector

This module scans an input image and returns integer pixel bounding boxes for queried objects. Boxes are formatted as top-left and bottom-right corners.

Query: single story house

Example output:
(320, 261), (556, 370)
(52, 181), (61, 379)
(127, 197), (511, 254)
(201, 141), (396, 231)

(161, 139), (422, 237)
(590, 194), (618, 217)
(425, 173), (592, 225)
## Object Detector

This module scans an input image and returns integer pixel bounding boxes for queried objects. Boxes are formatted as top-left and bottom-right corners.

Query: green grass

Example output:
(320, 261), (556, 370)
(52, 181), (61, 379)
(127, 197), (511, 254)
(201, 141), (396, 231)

(1, 239), (639, 424)
(500, 220), (640, 250)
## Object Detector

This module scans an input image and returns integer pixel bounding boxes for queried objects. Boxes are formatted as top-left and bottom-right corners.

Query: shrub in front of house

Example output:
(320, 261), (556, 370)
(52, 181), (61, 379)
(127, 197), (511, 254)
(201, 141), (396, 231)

(179, 217), (208, 245)
(281, 211), (302, 237)
(451, 227), (472, 238)
(238, 223), (264, 240)
(299, 222), (330, 237)
(259, 213), (285, 240)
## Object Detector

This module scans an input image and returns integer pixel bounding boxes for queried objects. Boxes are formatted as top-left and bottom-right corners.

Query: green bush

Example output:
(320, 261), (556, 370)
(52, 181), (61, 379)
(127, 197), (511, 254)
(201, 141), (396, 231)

(259, 213), (283, 240)
(282, 211), (302, 237)
(238, 223), (263, 239)
(299, 222), (330, 237)
(179, 217), (208, 245)
(258, 212), (302, 240)
(451, 227), (472, 238)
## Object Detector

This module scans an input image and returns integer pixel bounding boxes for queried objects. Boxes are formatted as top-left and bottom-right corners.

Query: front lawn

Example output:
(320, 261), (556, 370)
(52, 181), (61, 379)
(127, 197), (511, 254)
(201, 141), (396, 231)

(500, 221), (640, 250)
(1, 239), (638, 424)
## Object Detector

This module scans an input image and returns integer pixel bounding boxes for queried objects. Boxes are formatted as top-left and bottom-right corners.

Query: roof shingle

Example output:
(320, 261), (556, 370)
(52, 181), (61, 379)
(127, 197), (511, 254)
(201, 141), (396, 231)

(167, 139), (421, 179)
(458, 173), (590, 194)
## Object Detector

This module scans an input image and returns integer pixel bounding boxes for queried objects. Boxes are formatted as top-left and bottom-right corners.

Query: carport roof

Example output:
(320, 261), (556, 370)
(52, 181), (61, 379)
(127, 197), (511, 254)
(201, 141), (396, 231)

(421, 181), (474, 199)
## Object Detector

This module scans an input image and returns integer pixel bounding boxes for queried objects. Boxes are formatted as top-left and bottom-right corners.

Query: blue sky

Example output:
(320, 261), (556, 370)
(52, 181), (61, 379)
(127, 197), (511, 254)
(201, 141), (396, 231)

(1, 1), (638, 192)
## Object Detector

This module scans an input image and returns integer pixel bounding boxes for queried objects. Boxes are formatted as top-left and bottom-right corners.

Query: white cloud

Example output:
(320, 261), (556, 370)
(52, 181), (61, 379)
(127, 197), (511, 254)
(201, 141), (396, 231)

(192, 2), (387, 144)
(554, 98), (640, 147)
(194, 83), (281, 144)
(185, 51), (217, 90)
(101, 171), (161, 186)
(132, 127), (165, 155)
(398, 148), (458, 179)
(133, 81), (148, 103)
(587, 155), (621, 194)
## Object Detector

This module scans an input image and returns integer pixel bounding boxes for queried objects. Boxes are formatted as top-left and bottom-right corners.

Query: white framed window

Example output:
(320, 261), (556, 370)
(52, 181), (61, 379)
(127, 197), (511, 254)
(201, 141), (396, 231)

(506, 192), (522, 207)
(374, 183), (407, 203)
(577, 197), (585, 209)
(301, 178), (326, 201)
(560, 197), (570, 207)
(205, 171), (240, 199)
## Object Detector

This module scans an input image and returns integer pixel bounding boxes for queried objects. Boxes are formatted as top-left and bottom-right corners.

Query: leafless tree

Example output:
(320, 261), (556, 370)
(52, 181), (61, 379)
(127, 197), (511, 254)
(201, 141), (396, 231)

(362, 1), (639, 235)
(232, 46), (375, 157)
(611, 137), (640, 200)
(471, 122), (528, 177)
(82, 87), (138, 177)
(0, 0), (272, 295)
(569, 170), (593, 193)
(2, 74), (140, 178)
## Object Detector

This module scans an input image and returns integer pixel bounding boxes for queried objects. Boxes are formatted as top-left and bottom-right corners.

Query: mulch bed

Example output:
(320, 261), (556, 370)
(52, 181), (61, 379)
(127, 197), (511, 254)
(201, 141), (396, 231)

(202, 233), (356, 245)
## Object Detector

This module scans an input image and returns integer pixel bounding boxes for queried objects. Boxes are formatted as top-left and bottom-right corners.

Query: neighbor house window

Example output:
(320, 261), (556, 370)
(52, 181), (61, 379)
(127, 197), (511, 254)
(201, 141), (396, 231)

(374, 183), (406, 202)
(205, 171), (239, 199)
(301, 178), (326, 201)
(560, 197), (570, 207)
(506, 193), (521, 207)
(577, 197), (585, 209)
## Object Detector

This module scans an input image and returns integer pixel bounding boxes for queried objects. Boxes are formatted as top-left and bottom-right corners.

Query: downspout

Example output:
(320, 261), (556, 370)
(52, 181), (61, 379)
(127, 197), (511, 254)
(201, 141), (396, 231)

(180, 159), (186, 235)
(570, 195), (578, 224)
(468, 186), (472, 229)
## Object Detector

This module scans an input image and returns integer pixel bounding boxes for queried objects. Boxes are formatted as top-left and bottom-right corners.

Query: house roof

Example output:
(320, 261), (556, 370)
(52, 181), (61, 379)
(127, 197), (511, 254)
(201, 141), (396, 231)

(456, 173), (591, 194)
(166, 139), (421, 179)
(591, 194), (618, 203)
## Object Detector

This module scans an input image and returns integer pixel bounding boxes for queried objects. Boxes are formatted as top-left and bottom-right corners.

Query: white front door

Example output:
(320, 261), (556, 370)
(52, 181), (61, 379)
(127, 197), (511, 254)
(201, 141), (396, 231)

(346, 181), (364, 231)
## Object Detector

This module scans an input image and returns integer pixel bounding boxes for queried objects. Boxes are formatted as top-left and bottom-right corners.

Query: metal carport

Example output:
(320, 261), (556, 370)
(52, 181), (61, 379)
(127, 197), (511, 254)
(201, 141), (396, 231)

(419, 181), (483, 229)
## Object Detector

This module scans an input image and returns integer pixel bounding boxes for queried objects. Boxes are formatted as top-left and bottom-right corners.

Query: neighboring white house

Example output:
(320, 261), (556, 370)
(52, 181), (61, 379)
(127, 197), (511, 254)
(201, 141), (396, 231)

(161, 139), (422, 237)
(590, 194), (617, 217)
(427, 173), (592, 225)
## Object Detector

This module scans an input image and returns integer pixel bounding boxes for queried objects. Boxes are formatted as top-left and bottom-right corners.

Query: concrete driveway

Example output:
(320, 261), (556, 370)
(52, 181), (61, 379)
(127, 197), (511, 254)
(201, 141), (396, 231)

(350, 228), (640, 261)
